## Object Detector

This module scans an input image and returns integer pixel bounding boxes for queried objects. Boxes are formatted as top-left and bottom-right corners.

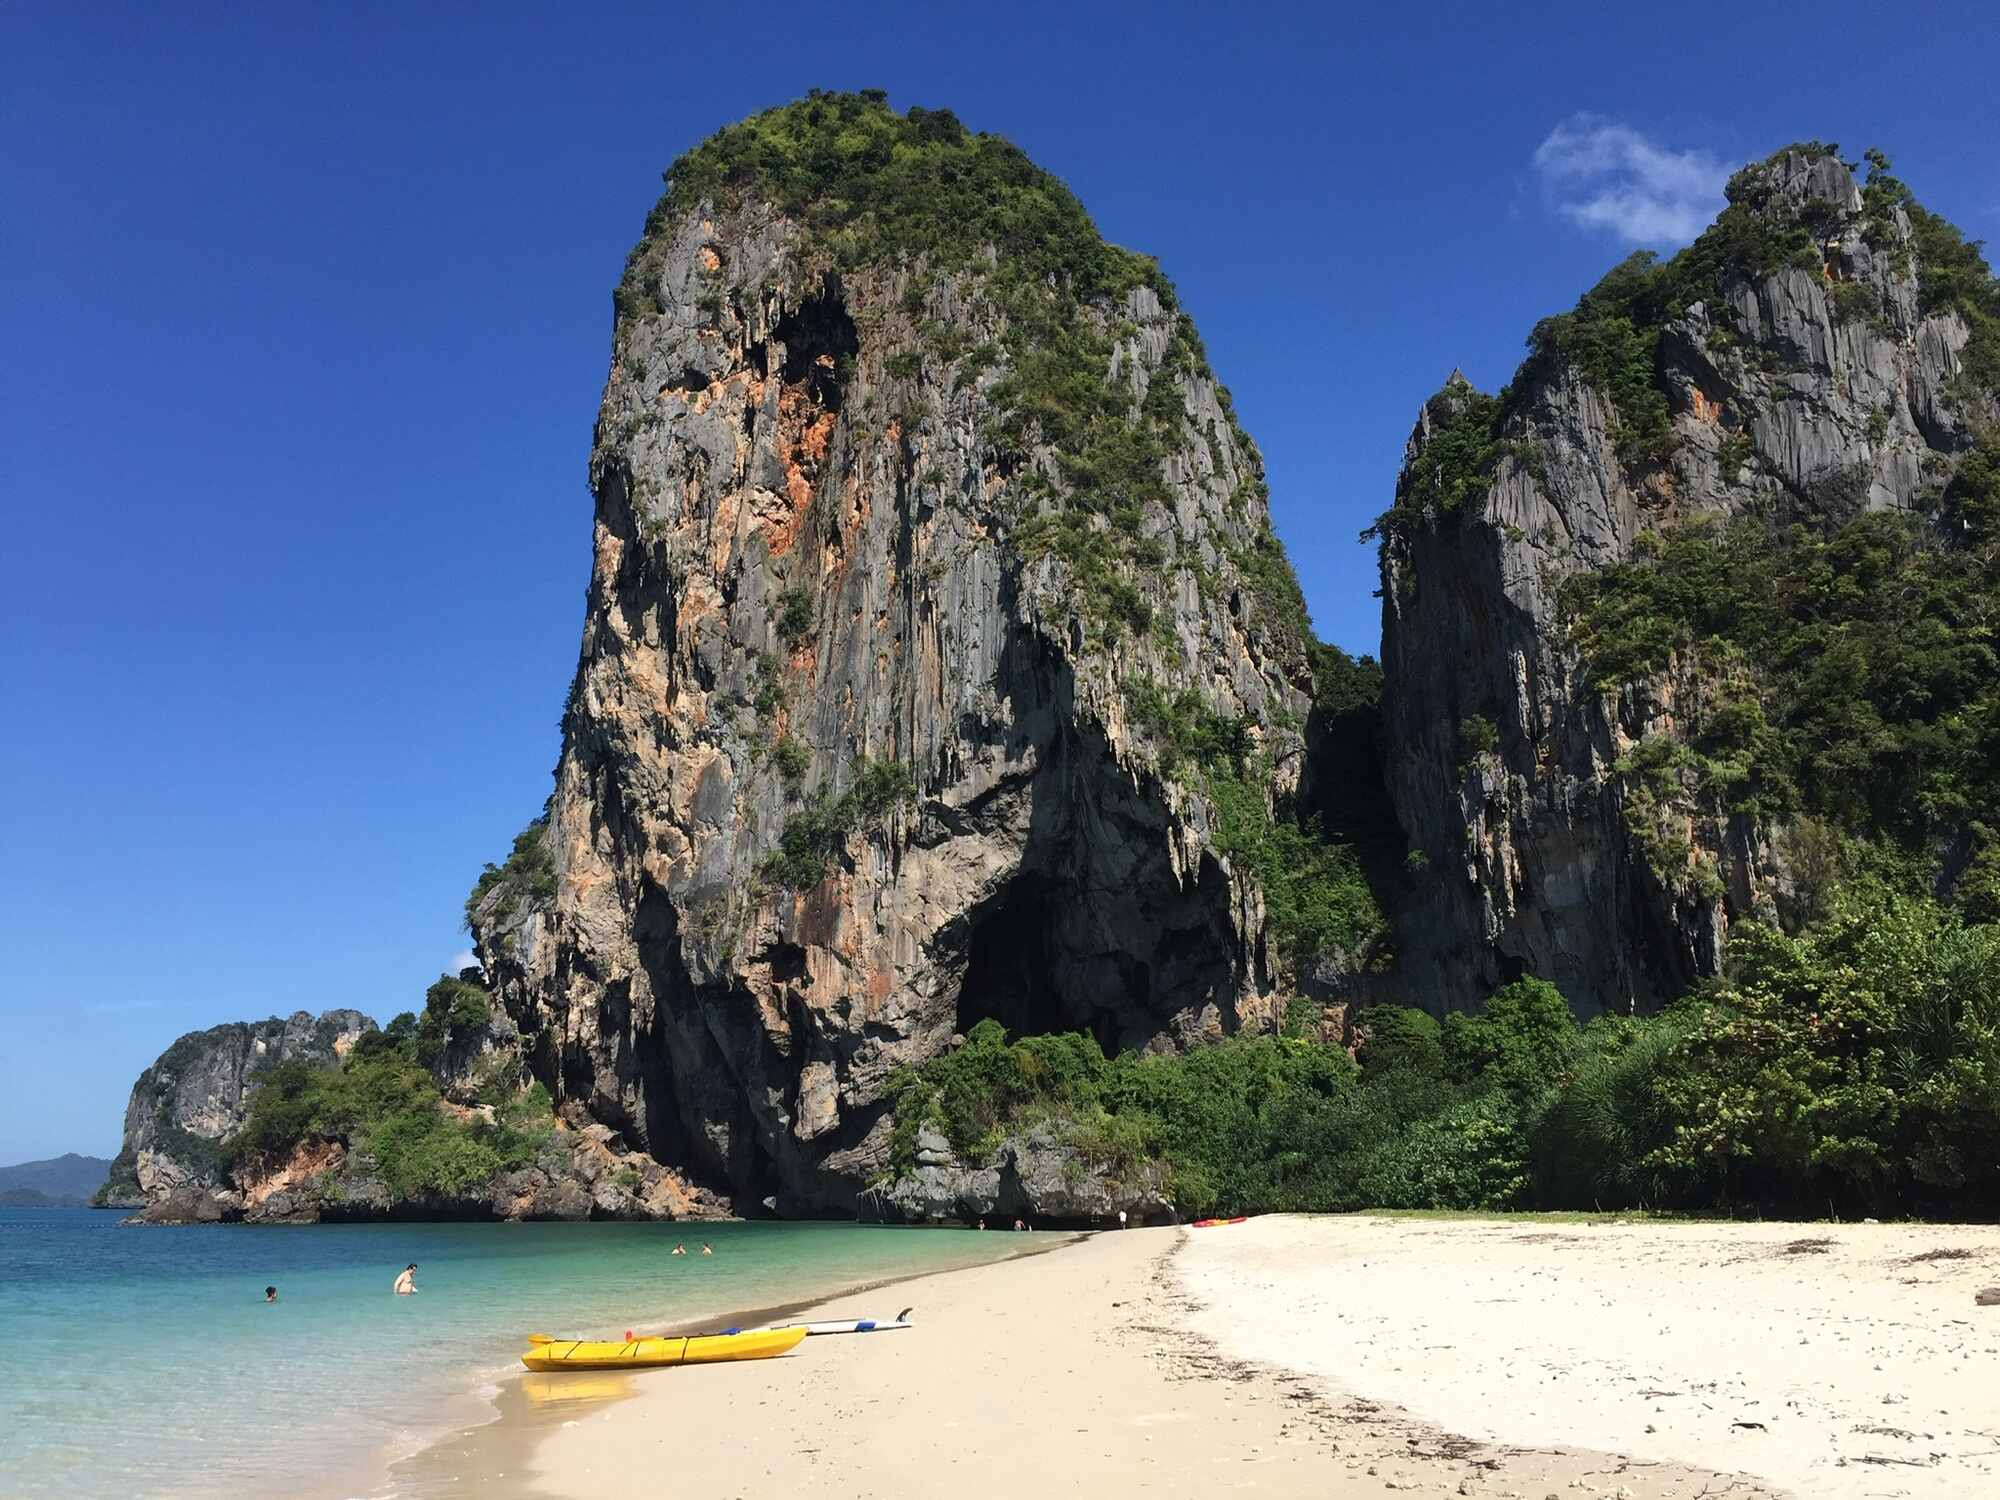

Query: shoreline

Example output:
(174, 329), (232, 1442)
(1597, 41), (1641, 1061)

(378, 1232), (1081, 1498)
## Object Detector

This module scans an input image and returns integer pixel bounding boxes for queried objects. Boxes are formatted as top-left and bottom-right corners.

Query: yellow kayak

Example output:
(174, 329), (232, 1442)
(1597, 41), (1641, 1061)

(520, 1325), (807, 1371)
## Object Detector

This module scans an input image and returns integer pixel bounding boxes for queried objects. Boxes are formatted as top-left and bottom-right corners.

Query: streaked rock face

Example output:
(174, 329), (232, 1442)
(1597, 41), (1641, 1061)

(1379, 150), (1991, 1015)
(474, 188), (1315, 1213)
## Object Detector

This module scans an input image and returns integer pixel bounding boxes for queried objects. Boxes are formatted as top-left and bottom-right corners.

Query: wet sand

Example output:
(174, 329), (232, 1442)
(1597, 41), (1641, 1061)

(383, 1236), (1079, 1497)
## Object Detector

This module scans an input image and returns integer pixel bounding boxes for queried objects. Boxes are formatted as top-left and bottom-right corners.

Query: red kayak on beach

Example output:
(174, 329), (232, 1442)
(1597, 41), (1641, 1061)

(1190, 1216), (1249, 1228)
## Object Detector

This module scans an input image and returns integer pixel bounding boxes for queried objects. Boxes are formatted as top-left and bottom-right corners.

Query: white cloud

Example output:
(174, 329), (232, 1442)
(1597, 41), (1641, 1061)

(1532, 115), (1729, 246)
(448, 948), (478, 975)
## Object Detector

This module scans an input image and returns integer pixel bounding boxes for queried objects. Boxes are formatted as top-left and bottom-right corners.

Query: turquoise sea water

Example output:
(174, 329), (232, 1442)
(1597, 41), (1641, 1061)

(0, 1208), (1032, 1499)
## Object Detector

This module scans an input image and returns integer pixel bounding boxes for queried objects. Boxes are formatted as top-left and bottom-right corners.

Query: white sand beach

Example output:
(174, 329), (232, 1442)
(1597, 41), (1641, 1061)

(1178, 1214), (2000, 1499)
(408, 1214), (2000, 1498)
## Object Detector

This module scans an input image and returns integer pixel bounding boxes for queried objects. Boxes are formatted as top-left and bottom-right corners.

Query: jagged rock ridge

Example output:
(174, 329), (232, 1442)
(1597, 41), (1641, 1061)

(1375, 144), (2000, 1014)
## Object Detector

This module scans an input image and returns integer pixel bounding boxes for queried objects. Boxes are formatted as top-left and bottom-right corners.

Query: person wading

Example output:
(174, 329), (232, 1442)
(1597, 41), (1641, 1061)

(393, 1264), (418, 1295)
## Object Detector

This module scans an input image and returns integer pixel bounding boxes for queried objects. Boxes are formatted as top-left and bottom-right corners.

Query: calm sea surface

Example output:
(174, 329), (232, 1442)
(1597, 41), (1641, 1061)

(0, 1208), (1031, 1498)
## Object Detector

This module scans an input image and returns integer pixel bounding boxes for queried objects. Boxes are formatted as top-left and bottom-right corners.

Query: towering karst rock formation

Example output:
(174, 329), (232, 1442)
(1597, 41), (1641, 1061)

(469, 92), (1367, 1214)
(106, 118), (2000, 1226)
(1376, 144), (1999, 1014)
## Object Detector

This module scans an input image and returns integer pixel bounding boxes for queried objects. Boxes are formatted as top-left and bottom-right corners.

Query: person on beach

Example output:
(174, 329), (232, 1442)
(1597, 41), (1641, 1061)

(393, 1264), (418, 1295)
(1118, 1210), (1127, 1229)
(264, 1286), (278, 1303)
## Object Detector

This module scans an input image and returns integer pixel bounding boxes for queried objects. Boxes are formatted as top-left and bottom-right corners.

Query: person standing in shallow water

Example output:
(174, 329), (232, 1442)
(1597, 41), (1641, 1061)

(393, 1264), (418, 1295)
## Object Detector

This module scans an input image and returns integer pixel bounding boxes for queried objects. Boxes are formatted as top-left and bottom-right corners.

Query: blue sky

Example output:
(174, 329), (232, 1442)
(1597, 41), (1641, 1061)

(3, 1), (1996, 1162)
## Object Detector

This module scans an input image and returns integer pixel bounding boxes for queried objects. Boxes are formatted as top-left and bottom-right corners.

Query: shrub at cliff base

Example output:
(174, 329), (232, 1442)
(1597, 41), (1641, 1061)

(892, 888), (2000, 1218)
(1645, 891), (2000, 1209)
(229, 979), (553, 1200)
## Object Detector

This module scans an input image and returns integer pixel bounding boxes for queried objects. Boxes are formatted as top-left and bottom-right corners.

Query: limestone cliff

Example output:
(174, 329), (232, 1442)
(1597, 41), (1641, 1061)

(471, 93), (1342, 1215)
(1376, 145), (1999, 1013)
(109, 999), (726, 1225)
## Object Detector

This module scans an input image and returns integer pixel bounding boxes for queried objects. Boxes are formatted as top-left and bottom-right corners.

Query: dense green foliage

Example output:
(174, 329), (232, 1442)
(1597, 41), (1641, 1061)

(1456, 713), (1499, 765)
(775, 585), (817, 647)
(465, 817), (556, 931)
(1563, 509), (2000, 903)
(770, 734), (810, 787)
(1124, 675), (1383, 977)
(893, 887), (2000, 1217)
(889, 984), (1570, 1216)
(656, 88), (1162, 301)
(414, 973), (492, 1067)
(1376, 385), (1508, 543)
(758, 757), (917, 889)
(231, 1008), (553, 1201)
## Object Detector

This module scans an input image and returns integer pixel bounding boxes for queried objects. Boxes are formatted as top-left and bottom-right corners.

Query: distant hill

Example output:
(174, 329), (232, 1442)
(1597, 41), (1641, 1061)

(0, 1153), (114, 1207)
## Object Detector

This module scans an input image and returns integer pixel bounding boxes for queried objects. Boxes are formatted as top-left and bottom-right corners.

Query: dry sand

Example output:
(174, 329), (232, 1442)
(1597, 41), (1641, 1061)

(406, 1215), (2000, 1499)
(1177, 1214), (2000, 1499)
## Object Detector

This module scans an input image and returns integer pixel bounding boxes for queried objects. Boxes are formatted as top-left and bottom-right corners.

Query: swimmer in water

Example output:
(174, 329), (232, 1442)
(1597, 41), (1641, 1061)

(393, 1263), (418, 1295)
(671, 1243), (686, 1256)
(264, 1286), (278, 1303)
(700, 1243), (713, 1256)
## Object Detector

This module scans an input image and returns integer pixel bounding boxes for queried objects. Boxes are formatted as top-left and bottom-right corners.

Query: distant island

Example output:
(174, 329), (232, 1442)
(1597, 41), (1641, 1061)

(0, 1153), (116, 1208)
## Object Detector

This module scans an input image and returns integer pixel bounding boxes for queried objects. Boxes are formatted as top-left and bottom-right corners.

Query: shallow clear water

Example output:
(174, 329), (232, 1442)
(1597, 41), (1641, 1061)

(0, 1208), (1028, 1499)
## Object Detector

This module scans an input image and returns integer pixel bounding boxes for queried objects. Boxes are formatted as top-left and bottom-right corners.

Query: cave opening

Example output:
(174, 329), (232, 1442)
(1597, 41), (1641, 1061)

(955, 876), (1116, 1055)
(774, 278), (859, 411)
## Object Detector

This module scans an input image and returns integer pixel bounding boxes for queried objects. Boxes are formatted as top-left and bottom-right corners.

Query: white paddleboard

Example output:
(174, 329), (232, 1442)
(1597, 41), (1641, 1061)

(724, 1307), (914, 1336)
(796, 1315), (913, 1336)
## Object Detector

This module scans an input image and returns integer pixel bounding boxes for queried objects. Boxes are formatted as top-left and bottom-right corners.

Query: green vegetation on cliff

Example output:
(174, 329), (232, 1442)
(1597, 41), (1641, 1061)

(1124, 672), (1385, 977)
(1374, 141), (2000, 920)
(1861, 151), (2000, 395)
(656, 88), (1162, 305)
(1563, 503), (2000, 915)
(465, 817), (556, 931)
(1368, 144), (1998, 547)
(892, 885), (2000, 1216)
(626, 90), (1307, 660)
(414, 972), (494, 1067)
(758, 757), (917, 890)
(232, 977), (552, 1200)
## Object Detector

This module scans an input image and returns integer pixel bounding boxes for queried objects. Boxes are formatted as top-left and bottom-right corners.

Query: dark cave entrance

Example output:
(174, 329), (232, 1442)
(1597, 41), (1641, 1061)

(772, 277), (859, 411)
(955, 876), (1117, 1055)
